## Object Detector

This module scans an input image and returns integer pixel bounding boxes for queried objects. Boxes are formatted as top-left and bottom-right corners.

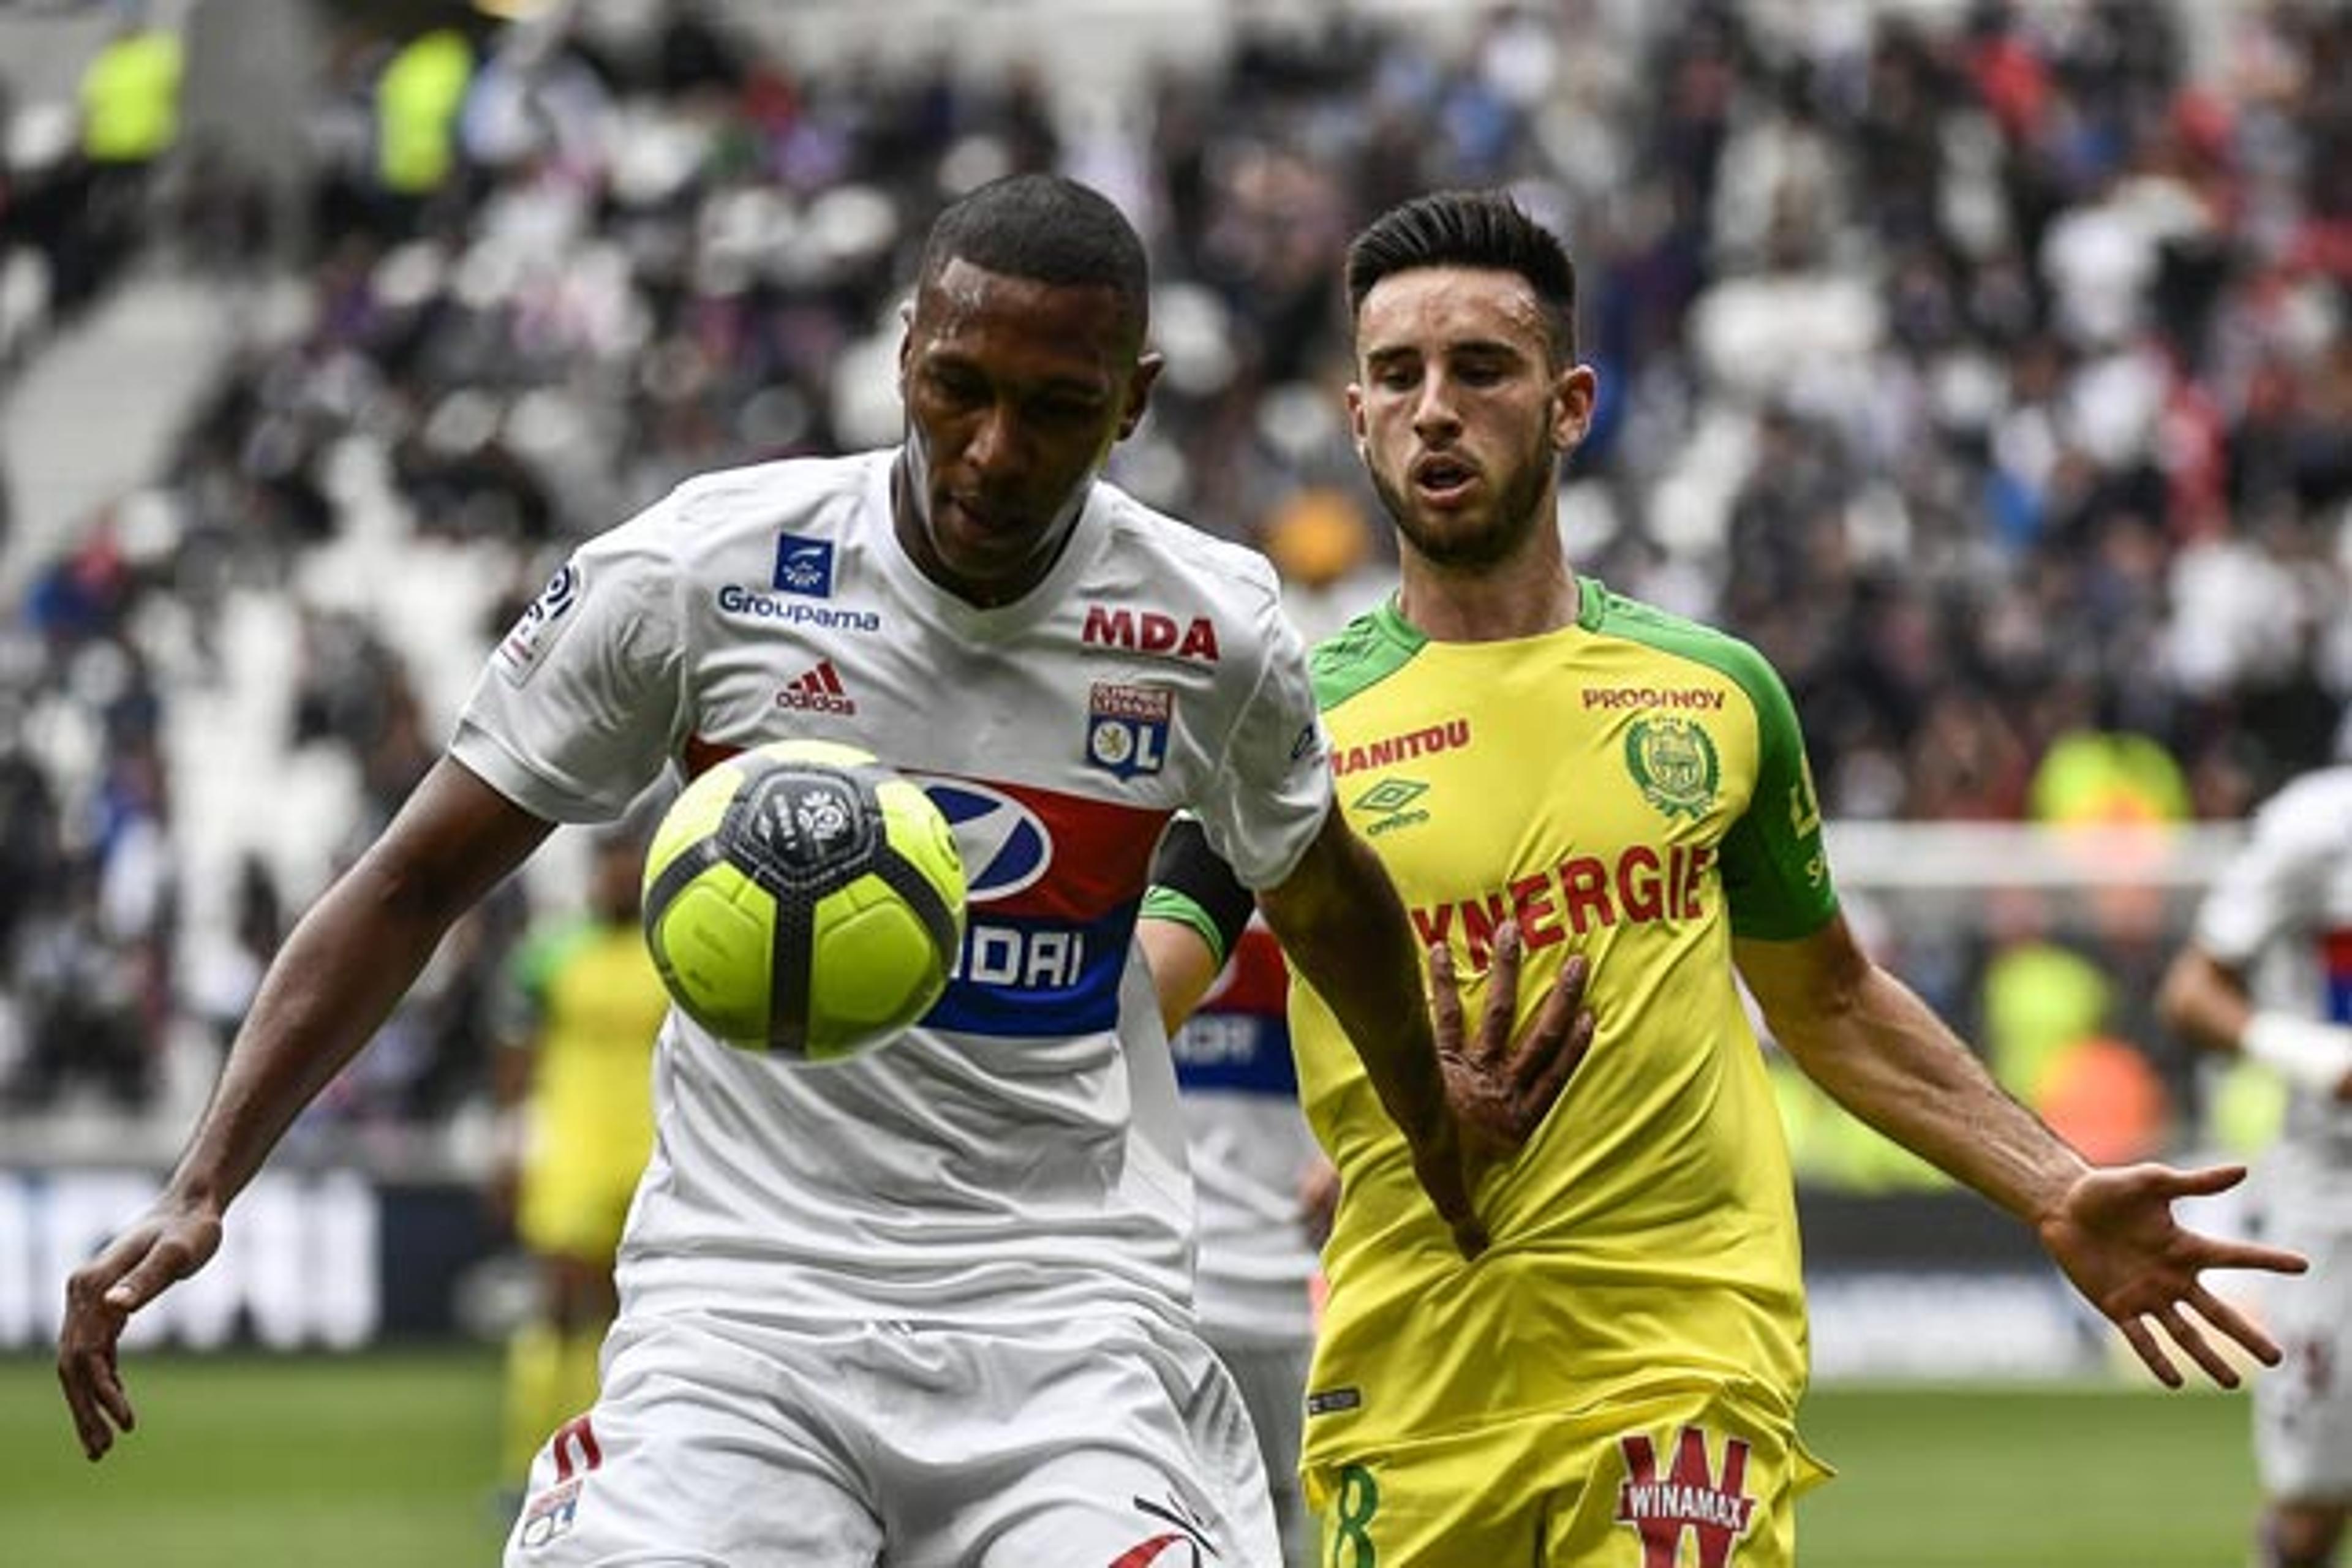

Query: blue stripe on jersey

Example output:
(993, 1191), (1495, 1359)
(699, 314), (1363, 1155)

(2326, 927), (2352, 1025)
(1170, 1012), (1298, 1096)
(922, 905), (1137, 1038)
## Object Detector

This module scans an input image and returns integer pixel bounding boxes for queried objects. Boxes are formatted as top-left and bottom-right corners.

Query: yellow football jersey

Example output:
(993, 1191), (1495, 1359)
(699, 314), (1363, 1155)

(511, 918), (669, 1257)
(1296, 579), (1839, 1466)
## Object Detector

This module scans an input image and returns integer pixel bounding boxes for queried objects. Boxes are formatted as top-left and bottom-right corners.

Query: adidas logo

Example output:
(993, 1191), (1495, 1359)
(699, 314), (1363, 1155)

(775, 658), (856, 715)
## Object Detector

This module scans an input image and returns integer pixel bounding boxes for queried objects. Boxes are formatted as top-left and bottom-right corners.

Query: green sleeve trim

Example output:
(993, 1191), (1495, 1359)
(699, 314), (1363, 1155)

(509, 917), (595, 1004)
(1586, 582), (1840, 941)
(1139, 886), (1231, 970)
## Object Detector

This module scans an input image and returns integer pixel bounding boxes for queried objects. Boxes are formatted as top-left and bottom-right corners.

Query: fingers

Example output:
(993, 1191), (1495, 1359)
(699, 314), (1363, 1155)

(2189, 1238), (2308, 1277)
(104, 1241), (198, 1314)
(2151, 1162), (2249, 1199)
(59, 1343), (134, 1460)
(1509, 952), (1592, 1096)
(2184, 1284), (2283, 1368)
(1474, 923), (1525, 1066)
(2116, 1316), (2184, 1389)
(1427, 941), (1466, 1057)
(55, 1214), (213, 1462)
(2154, 1303), (2239, 1389)
(58, 1269), (136, 1460)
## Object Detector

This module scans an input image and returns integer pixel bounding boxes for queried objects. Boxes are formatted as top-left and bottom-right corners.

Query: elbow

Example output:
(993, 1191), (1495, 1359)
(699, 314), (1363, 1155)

(2153, 945), (2218, 1038)
(349, 842), (476, 937)
(2152, 960), (2190, 1038)
(2154, 948), (2239, 1055)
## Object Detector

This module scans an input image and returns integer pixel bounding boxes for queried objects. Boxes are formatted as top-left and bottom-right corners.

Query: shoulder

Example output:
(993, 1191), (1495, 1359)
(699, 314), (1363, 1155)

(2252, 766), (2352, 842)
(1308, 602), (1417, 712)
(661, 451), (884, 538)
(1090, 483), (1284, 603)
(1581, 580), (1799, 731)
(1584, 582), (1776, 685)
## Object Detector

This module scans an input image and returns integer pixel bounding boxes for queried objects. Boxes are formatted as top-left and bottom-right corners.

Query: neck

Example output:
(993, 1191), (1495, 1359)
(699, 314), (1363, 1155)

(1395, 548), (1580, 643)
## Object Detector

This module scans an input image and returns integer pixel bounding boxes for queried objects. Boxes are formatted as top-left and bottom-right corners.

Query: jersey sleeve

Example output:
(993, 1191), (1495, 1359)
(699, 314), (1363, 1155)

(1142, 814), (1255, 969)
(1714, 637), (1841, 941)
(2194, 777), (2337, 967)
(451, 497), (689, 824)
(1187, 570), (1332, 890)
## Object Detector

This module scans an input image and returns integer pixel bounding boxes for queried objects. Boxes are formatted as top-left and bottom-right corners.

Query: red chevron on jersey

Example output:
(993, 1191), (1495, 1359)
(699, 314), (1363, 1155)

(1198, 922), (1289, 1016)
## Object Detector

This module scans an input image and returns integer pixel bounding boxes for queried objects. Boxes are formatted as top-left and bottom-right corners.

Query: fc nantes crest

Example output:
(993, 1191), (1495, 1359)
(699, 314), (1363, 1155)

(1626, 716), (1721, 820)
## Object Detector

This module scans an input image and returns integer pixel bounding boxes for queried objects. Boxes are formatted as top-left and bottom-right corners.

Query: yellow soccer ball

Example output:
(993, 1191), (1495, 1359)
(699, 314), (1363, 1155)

(641, 739), (967, 1061)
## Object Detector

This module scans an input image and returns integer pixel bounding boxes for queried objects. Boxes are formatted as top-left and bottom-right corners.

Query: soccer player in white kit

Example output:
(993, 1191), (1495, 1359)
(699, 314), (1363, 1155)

(58, 176), (1554, 1567)
(1140, 870), (1325, 1566)
(2162, 766), (2352, 1568)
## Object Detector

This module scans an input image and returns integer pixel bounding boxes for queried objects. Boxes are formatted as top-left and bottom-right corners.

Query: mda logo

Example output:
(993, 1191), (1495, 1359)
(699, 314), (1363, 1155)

(773, 533), (835, 597)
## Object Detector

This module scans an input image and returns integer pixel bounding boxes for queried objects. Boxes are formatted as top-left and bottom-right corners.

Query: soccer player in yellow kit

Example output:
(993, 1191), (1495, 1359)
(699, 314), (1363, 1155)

(489, 825), (671, 1486)
(1142, 189), (2307, 1566)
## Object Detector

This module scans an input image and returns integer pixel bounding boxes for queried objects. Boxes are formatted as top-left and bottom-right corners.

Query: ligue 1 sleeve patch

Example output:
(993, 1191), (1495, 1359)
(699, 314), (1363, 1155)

(494, 560), (584, 686)
(1086, 683), (1174, 780)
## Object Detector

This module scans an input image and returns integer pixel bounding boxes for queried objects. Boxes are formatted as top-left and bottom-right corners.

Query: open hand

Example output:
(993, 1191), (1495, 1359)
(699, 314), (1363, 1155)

(1428, 920), (1594, 1168)
(58, 1194), (224, 1460)
(2037, 1161), (2309, 1388)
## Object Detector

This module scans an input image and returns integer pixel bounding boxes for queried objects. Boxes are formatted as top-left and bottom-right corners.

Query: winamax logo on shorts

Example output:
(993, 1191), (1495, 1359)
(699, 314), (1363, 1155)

(1614, 1425), (1757, 1567)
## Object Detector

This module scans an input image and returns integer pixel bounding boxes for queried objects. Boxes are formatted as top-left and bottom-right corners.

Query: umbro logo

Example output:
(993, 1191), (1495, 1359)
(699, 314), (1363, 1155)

(775, 659), (856, 715)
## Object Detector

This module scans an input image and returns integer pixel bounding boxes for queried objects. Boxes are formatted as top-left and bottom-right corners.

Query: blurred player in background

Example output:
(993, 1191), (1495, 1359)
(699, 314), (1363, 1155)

(1140, 865), (1327, 1567)
(1144, 187), (2308, 1566)
(2160, 766), (2352, 1568)
(484, 821), (669, 1491)
(58, 174), (1571, 1567)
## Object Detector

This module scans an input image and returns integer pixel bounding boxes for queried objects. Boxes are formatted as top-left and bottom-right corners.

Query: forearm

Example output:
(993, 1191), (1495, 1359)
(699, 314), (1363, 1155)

(170, 857), (470, 1211)
(1775, 965), (2089, 1227)
(1258, 827), (1449, 1148)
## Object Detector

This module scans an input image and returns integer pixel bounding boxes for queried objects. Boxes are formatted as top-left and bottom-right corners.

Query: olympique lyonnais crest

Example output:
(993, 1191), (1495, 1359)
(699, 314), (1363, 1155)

(518, 1479), (581, 1549)
(1626, 716), (1721, 820)
(1614, 1425), (1758, 1567)
(1087, 683), (1174, 780)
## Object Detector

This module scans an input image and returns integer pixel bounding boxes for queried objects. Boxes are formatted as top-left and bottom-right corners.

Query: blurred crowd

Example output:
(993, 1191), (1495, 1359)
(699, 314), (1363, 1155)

(2, 0), (2348, 1166)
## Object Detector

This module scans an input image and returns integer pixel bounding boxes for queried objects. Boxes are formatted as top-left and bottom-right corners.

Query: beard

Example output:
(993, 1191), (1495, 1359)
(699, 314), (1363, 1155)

(1370, 421), (1561, 572)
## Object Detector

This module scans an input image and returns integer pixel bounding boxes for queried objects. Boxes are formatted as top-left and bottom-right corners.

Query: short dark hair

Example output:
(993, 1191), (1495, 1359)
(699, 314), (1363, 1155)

(918, 174), (1150, 346)
(1344, 190), (1578, 362)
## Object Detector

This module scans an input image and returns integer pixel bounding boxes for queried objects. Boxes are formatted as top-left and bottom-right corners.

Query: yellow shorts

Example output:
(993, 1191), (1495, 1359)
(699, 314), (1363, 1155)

(1303, 1383), (1831, 1567)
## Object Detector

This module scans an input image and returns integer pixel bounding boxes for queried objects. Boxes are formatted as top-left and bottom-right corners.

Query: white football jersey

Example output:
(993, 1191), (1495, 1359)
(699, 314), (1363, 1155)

(2191, 765), (2352, 1207)
(453, 450), (1332, 1331)
(1172, 921), (1321, 1348)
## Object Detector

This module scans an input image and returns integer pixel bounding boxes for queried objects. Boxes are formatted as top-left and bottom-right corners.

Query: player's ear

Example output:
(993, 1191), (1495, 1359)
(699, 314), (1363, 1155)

(1116, 352), (1164, 440)
(1345, 382), (1369, 451)
(1550, 363), (1598, 451)
(894, 288), (921, 394)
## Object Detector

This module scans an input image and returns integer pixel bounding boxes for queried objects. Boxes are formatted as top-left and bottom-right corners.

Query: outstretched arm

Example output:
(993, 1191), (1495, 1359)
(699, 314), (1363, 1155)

(59, 757), (554, 1460)
(2159, 944), (2352, 1099)
(1738, 913), (2307, 1388)
(1255, 810), (1486, 1256)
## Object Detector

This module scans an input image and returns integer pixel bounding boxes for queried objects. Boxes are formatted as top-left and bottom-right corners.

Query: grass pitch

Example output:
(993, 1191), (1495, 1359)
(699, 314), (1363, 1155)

(0, 1352), (2261, 1566)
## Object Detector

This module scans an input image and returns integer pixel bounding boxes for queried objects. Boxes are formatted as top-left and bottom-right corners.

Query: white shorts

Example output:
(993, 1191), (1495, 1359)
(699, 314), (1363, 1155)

(503, 1310), (1280, 1567)
(1204, 1333), (1313, 1567)
(2254, 1220), (2352, 1500)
